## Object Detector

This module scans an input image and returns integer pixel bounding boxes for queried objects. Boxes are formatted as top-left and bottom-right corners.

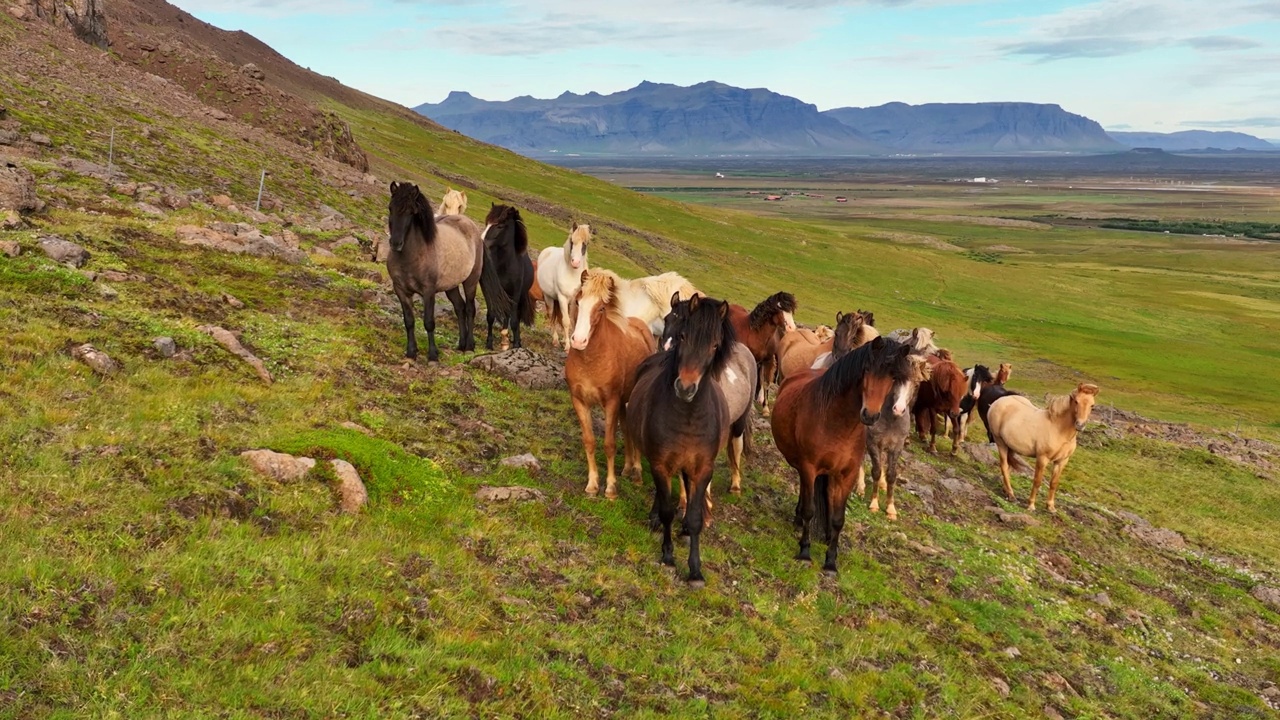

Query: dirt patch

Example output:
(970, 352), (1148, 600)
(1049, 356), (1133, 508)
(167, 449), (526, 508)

(868, 230), (964, 252)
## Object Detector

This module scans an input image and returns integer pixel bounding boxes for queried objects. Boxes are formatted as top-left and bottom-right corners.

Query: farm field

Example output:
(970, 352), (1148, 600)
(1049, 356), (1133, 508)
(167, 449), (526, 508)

(3, 11), (1280, 718)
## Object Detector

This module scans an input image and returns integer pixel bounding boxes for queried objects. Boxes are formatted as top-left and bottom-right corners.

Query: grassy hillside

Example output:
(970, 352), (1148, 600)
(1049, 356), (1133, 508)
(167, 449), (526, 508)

(3, 12), (1280, 718)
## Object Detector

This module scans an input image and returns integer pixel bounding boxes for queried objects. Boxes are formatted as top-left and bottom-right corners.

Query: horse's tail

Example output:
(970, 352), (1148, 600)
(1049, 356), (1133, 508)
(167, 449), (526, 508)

(549, 296), (563, 330)
(741, 407), (755, 459)
(519, 289), (536, 327)
(810, 473), (831, 544)
(479, 248), (515, 322)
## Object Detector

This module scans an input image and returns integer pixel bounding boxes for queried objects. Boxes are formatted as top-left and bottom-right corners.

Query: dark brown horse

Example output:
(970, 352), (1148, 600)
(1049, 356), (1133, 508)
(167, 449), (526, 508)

(386, 182), (511, 361)
(771, 337), (913, 574)
(912, 353), (968, 454)
(481, 204), (535, 350)
(728, 291), (796, 416)
(628, 295), (735, 587)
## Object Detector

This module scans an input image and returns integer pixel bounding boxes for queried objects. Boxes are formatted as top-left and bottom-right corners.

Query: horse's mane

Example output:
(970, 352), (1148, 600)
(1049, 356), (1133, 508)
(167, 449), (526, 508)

(970, 364), (994, 385)
(663, 296), (737, 381)
(389, 182), (437, 243)
(1044, 393), (1074, 418)
(815, 337), (911, 408)
(856, 309), (876, 327)
(569, 223), (592, 246)
(935, 348), (953, 361)
(580, 268), (624, 319)
(638, 272), (698, 308)
(748, 291), (796, 330)
(485, 204), (528, 254)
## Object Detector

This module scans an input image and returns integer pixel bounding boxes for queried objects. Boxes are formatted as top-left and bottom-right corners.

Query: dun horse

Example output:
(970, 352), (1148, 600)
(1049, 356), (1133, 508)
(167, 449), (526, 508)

(628, 295), (735, 587)
(537, 223), (592, 350)
(386, 181), (511, 361)
(771, 337), (913, 574)
(728, 291), (797, 416)
(481, 204), (536, 350)
(437, 188), (467, 217)
(565, 270), (656, 499)
(859, 353), (932, 521)
(988, 383), (1099, 512)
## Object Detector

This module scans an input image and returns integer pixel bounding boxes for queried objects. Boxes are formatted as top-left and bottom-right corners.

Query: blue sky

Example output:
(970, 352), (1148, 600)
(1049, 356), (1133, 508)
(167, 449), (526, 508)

(172, 0), (1280, 137)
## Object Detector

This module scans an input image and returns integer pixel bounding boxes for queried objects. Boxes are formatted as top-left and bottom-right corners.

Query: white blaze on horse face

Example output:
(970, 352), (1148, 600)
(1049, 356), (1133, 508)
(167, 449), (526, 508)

(782, 311), (797, 332)
(662, 336), (674, 352)
(570, 294), (600, 350)
(891, 381), (912, 417)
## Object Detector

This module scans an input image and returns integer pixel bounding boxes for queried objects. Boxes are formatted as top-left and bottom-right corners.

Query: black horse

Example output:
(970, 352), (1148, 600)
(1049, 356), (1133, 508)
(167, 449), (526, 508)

(386, 182), (511, 361)
(481, 204), (536, 350)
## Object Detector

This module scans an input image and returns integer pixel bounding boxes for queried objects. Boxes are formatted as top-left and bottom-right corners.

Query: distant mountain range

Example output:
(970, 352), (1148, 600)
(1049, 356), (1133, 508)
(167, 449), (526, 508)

(1108, 130), (1276, 151)
(415, 81), (1277, 157)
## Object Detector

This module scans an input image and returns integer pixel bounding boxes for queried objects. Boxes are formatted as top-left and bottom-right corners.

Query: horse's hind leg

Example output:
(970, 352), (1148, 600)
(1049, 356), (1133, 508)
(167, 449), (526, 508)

(572, 397), (600, 497)
(884, 447), (901, 521)
(446, 286), (471, 352)
(484, 304), (496, 351)
(396, 291), (418, 359)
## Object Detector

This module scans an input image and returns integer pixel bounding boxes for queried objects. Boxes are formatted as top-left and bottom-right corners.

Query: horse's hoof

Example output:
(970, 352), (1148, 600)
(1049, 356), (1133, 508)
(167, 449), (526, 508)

(869, 505), (880, 514)
(605, 488), (618, 501)
(585, 486), (599, 498)
(661, 556), (675, 567)
(886, 512), (898, 522)
(1047, 504), (1057, 514)
(794, 553), (811, 563)
(729, 486), (741, 496)
(822, 567), (838, 577)
(687, 578), (706, 590)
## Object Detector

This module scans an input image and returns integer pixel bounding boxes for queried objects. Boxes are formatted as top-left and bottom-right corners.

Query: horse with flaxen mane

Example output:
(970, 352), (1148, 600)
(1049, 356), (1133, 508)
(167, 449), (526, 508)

(437, 188), (467, 217)
(779, 310), (860, 380)
(988, 383), (1099, 513)
(629, 295), (736, 587)
(565, 269), (656, 499)
(858, 352), (932, 522)
(481, 204), (536, 350)
(728, 291), (797, 416)
(771, 337), (914, 574)
(386, 181), (511, 361)
(537, 223), (592, 350)
(912, 351), (968, 454)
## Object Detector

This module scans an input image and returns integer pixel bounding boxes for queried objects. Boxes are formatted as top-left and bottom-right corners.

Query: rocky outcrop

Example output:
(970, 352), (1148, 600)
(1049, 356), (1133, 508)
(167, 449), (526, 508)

(175, 223), (307, 264)
(475, 486), (546, 503)
(14, 0), (108, 48)
(239, 449), (316, 482)
(469, 348), (564, 390)
(38, 235), (90, 267)
(331, 459), (368, 514)
(1, 161), (39, 214)
(71, 343), (119, 375)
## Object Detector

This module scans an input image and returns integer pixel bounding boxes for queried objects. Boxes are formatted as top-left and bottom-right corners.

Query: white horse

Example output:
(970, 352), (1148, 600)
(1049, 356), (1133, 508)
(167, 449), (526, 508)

(436, 188), (467, 218)
(537, 222), (592, 350)
(570, 269), (699, 348)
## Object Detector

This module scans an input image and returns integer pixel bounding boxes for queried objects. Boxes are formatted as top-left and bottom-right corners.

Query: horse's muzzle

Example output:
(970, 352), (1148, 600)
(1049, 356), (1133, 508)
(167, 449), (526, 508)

(570, 258), (582, 269)
(861, 409), (881, 426)
(674, 379), (699, 403)
(1075, 420), (1087, 431)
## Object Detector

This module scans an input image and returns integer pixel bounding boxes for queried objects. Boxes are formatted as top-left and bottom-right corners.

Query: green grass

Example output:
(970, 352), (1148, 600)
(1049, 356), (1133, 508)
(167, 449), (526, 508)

(2, 33), (1280, 718)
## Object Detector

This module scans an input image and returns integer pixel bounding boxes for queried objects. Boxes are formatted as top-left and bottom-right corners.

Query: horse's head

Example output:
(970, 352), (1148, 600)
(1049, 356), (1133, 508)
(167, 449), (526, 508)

(388, 181), (433, 253)
(856, 308), (876, 328)
(750, 291), (796, 333)
(566, 222), (591, 269)
(660, 291), (693, 352)
(968, 364), (994, 400)
(858, 337), (914, 425)
(569, 268), (613, 351)
(1070, 383), (1099, 431)
(884, 352), (932, 419)
(909, 327), (936, 353)
(996, 362), (1013, 385)
(672, 294), (734, 403)
(832, 310), (862, 354)
(482, 204), (527, 255)
(439, 188), (467, 216)
(935, 357), (968, 421)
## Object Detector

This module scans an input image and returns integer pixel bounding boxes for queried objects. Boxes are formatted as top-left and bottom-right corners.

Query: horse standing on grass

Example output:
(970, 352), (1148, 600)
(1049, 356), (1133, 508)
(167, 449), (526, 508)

(660, 293), (757, 512)
(728, 291), (797, 416)
(481, 204), (536, 350)
(437, 188), (467, 217)
(859, 352), (932, 521)
(955, 364), (996, 447)
(628, 295), (735, 587)
(912, 352), (969, 454)
(386, 182), (511, 361)
(537, 223), (592, 350)
(988, 383), (1099, 513)
(565, 269), (656, 499)
(771, 337), (914, 574)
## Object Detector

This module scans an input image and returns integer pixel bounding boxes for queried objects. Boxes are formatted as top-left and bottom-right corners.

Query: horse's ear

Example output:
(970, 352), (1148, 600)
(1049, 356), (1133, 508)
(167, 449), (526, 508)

(671, 291), (681, 307)
(461, 191), (468, 201)
(871, 336), (885, 350)
(390, 181), (399, 192)
(580, 268), (589, 284)
(718, 300), (729, 318)
(689, 294), (701, 312)
(571, 221), (578, 231)
(836, 311), (844, 323)
(1077, 383), (1099, 396)
(865, 312), (875, 327)
(898, 342), (911, 357)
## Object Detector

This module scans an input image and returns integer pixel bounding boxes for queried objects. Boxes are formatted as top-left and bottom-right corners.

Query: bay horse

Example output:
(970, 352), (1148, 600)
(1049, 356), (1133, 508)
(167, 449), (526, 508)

(386, 181), (511, 361)
(911, 352), (968, 454)
(481, 204), (536, 350)
(660, 292), (757, 510)
(628, 294), (734, 587)
(437, 188), (467, 217)
(771, 337), (914, 574)
(537, 223), (592, 350)
(988, 383), (1099, 512)
(565, 269), (656, 499)
(859, 352), (932, 521)
(728, 291), (797, 416)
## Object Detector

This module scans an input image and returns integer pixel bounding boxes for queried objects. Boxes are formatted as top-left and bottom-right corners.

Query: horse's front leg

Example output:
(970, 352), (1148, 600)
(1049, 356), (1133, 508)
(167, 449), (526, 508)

(559, 293), (574, 352)
(484, 304), (496, 351)
(1046, 457), (1072, 513)
(996, 442), (1016, 502)
(1027, 455), (1050, 513)
(572, 397), (599, 496)
(884, 447), (901, 521)
(685, 467), (714, 587)
(602, 397), (622, 499)
(397, 292), (418, 359)
(422, 292), (439, 362)
(822, 469), (855, 575)
(649, 465), (677, 567)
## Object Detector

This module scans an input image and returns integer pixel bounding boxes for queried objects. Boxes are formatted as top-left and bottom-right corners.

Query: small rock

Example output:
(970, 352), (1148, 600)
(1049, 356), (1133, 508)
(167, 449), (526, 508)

(198, 325), (273, 384)
(112, 181), (139, 197)
(97, 283), (118, 300)
(312, 246), (335, 258)
(99, 270), (132, 283)
(135, 202), (166, 217)
(153, 336), (177, 357)
(1043, 706), (1065, 720)
(340, 421), (372, 435)
(990, 678), (1010, 698)
(38, 235), (90, 267)
(239, 62), (265, 80)
(5, 5), (31, 21)
(1090, 592), (1113, 608)
(330, 235), (361, 250)
(330, 459), (367, 514)
(1002, 646), (1021, 659)
(210, 194), (234, 209)
(475, 486), (546, 503)
(997, 512), (1040, 528)
(239, 449), (315, 482)
(28, 133), (52, 147)
(1252, 585), (1280, 612)
(222, 292), (245, 309)
(207, 108), (230, 121)
(500, 453), (541, 473)
(828, 667), (846, 681)
(0, 129), (18, 145)
(1125, 523), (1186, 551)
(906, 540), (942, 557)
(937, 476), (985, 499)
(161, 192), (190, 210)
(1, 162), (39, 214)
(80, 270), (98, 281)
(1, 210), (20, 230)
(0, 239), (19, 257)
(1262, 684), (1279, 699)
(71, 343), (119, 375)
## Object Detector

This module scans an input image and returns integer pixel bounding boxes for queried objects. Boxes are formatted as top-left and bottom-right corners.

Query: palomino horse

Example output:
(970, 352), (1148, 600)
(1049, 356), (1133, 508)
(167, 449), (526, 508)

(859, 352), (932, 521)
(975, 365), (1017, 442)
(988, 383), (1099, 512)
(565, 269), (656, 499)
(570, 270), (698, 346)
(660, 292), (757, 506)
(808, 309), (882, 372)
(778, 311), (860, 380)
(386, 182), (511, 361)
(537, 223), (592, 350)
(888, 327), (938, 356)
(437, 188), (467, 217)
(728, 291), (797, 416)
(911, 351), (968, 454)
(481, 204), (535, 350)
(628, 295), (734, 587)
(771, 337), (914, 574)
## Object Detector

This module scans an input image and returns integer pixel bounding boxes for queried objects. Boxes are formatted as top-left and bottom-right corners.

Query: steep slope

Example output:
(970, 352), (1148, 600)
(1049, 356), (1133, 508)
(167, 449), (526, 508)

(1110, 130), (1277, 151)
(416, 81), (887, 156)
(824, 101), (1124, 154)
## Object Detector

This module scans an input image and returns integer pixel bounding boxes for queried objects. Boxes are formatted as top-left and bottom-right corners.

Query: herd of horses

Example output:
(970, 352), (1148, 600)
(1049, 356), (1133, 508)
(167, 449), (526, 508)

(386, 182), (1101, 585)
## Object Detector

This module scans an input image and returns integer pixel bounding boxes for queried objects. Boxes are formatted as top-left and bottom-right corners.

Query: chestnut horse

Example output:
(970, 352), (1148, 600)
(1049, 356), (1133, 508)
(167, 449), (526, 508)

(386, 182), (511, 361)
(565, 269), (656, 499)
(771, 337), (914, 574)
(779, 310), (862, 380)
(859, 352), (932, 521)
(628, 295), (735, 587)
(912, 352), (968, 454)
(989, 383), (1099, 512)
(728, 291), (797, 416)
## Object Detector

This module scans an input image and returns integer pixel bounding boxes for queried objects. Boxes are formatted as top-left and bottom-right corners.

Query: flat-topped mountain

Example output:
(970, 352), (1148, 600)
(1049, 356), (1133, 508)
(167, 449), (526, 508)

(1109, 130), (1277, 151)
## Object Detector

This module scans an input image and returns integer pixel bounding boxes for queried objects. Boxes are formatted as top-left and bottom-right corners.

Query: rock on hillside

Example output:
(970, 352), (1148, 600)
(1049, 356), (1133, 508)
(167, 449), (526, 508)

(9, 0), (108, 48)
(823, 102), (1124, 154)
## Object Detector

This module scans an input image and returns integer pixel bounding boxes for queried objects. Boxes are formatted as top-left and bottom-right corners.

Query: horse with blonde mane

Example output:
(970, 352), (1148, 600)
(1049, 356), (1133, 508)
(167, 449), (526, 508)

(564, 269), (656, 499)
(537, 222), (592, 350)
(437, 188), (467, 218)
(988, 383), (1099, 513)
(574, 269), (699, 342)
